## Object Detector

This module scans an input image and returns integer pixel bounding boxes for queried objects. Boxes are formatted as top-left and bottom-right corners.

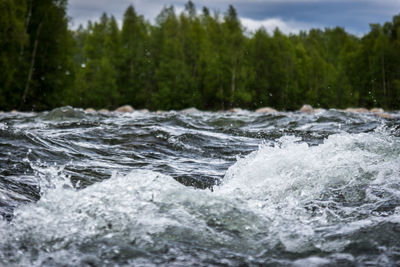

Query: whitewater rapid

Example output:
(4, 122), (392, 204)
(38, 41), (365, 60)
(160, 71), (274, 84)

(0, 108), (399, 266)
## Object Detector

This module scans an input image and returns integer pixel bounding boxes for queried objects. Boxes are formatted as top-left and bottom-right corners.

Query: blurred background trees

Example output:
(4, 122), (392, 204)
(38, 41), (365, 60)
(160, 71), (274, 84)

(0, 0), (74, 110)
(1, 0), (400, 111)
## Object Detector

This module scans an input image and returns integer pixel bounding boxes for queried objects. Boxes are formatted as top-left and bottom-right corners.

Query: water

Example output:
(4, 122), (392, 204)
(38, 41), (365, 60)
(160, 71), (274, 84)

(0, 106), (399, 266)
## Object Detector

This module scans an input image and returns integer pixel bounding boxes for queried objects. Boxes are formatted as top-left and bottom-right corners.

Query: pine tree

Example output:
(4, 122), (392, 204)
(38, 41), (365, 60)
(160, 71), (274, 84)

(119, 5), (151, 108)
(20, 0), (74, 110)
(222, 5), (245, 108)
(0, 0), (27, 110)
(78, 14), (120, 109)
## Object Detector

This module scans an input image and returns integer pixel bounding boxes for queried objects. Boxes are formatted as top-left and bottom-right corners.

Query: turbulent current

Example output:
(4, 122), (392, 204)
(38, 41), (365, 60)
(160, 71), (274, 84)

(0, 107), (400, 266)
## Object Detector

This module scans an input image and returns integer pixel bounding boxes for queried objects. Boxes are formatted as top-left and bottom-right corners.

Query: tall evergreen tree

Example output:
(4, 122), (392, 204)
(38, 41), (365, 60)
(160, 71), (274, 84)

(119, 5), (151, 108)
(21, 0), (74, 110)
(77, 14), (120, 109)
(2, 2), (400, 111)
(222, 5), (246, 107)
(0, 0), (27, 110)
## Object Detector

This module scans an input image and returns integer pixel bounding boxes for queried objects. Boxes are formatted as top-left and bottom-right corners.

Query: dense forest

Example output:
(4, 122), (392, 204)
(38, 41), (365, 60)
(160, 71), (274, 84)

(1, 0), (400, 111)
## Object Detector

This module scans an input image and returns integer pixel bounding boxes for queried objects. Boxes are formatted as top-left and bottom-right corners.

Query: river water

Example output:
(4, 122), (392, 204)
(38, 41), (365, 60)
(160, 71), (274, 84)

(0, 106), (399, 266)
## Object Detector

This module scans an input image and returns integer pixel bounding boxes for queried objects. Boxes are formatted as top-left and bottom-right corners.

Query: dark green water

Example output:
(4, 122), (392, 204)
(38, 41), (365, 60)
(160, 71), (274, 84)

(0, 107), (400, 266)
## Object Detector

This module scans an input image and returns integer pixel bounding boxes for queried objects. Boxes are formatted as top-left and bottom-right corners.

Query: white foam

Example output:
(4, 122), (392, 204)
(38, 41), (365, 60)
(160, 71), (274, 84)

(214, 132), (400, 251)
(218, 132), (399, 203)
(1, 130), (399, 264)
(1, 169), (265, 264)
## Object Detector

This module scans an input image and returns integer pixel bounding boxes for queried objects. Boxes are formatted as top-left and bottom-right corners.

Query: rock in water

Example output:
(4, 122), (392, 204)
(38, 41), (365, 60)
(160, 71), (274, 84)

(314, 108), (326, 113)
(255, 107), (277, 113)
(299, 104), (313, 113)
(370, 108), (384, 113)
(115, 105), (134, 113)
(368, 107), (393, 118)
(345, 107), (369, 113)
(85, 108), (96, 113)
(228, 108), (245, 113)
(98, 109), (109, 113)
(377, 112), (393, 119)
(180, 107), (200, 114)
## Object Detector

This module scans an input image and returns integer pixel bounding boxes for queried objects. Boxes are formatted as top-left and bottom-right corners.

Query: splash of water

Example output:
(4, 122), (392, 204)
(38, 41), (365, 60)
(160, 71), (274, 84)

(1, 128), (399, 265)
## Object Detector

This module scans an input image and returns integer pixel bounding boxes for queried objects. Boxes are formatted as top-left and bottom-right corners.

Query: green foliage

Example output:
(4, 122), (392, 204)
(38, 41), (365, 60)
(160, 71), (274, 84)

(76, 14), (121, 109)
(0, 0), (74, 111)
(1, 1), (400, 111)
(0, 0), (27, 109)
(119, 5), (151, 108)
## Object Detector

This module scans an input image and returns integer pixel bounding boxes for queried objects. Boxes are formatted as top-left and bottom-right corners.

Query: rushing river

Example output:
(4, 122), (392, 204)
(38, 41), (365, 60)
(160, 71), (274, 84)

(0, 106), (399, 266)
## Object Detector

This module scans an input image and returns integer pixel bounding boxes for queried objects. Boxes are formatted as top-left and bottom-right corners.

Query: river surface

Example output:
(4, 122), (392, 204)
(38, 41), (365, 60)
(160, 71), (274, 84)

(0, 107), (400, 266)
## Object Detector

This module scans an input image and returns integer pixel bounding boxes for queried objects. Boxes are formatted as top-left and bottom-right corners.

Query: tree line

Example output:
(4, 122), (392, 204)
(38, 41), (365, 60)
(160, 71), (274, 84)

(1, 0), (400, 111)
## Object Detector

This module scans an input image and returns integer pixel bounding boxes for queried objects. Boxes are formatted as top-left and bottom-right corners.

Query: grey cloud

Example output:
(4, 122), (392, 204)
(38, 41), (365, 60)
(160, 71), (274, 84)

(67, 0), (400, 34)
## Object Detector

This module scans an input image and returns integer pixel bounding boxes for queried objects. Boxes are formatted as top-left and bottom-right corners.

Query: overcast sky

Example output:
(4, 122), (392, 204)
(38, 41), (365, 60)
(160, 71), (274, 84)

(67, 0), (400, 35)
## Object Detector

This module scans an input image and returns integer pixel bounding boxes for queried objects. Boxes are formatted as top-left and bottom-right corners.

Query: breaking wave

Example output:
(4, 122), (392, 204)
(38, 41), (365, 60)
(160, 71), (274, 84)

(1, 124), (399, 266)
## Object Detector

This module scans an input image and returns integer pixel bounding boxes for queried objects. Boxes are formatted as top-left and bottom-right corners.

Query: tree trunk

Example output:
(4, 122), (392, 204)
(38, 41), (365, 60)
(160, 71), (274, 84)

(21, 21), (43, 109)
(19, 0), (33, 59)
(230, 65), (236, 108)
(381, 52), (387, 107)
